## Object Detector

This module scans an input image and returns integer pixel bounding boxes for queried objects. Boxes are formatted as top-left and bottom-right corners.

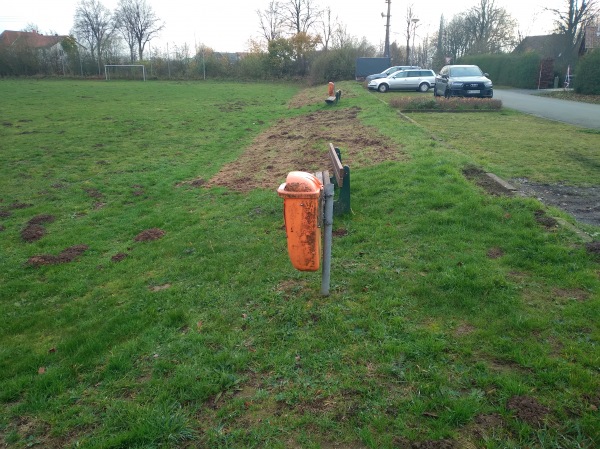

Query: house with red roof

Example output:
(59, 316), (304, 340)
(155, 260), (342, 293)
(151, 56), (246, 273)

(0, 30), (68, 52)
(0, 30), (78, 75)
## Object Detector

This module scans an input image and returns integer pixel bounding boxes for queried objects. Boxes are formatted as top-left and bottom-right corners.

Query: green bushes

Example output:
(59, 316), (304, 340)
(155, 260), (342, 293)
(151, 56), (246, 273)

(460, 53), (541, 88)
(574, 49), (600, 94)
(308, 47), (360, 85)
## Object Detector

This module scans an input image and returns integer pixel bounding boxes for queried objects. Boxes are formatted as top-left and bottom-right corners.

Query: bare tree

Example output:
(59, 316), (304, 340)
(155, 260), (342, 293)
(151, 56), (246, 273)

(282, 0), (320, 35)
(257, 0), (284, 44)
(320, 7), (334, 50)
(547, 0), (599, 60)
(464, 0), (517, 54)
(73, 0), (115, 74)
(445, 15), (471, 62)
(403, 5), (419, 65)
(115, 0), (163, 62)
(331, 23), (353, 49)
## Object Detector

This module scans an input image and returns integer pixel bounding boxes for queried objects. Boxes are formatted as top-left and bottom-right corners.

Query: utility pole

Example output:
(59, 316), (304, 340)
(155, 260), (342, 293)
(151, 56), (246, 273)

(382, 0), (392, 58)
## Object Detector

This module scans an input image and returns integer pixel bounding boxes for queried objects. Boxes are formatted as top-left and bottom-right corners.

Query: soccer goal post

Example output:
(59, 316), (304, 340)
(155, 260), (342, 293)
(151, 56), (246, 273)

(104, 64), (146, 81)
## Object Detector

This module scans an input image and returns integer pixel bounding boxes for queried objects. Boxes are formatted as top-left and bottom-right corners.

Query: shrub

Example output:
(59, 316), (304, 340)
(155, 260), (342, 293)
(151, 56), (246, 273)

(460, 53), (541, 88)
(574, 49), (600, 95)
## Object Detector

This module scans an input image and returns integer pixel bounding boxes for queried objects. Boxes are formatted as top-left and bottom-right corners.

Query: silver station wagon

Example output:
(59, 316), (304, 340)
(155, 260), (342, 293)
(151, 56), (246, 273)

(367, 69), (437, 93)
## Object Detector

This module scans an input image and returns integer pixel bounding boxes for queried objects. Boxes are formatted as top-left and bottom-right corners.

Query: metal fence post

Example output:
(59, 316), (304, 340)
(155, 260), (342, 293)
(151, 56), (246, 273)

(321, 183), (334, 296)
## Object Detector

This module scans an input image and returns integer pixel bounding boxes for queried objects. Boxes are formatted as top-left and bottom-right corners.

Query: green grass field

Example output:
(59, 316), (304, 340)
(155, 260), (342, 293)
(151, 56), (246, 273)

(0, 79), (598, 448)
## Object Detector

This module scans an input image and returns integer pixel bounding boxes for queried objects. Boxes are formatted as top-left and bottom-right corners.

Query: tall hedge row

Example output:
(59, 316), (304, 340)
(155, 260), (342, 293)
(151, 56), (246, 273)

(575, 49), (600, 94)
(459, 53), (542, 88)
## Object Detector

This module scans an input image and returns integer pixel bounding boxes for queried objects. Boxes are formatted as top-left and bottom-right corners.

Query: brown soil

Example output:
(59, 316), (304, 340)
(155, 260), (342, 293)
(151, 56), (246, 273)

(393, 437), (456, 449)
(463, 167), (599, 246)
(20, 215), (56, 242)
(462, 166), (515, 197)
(512, 179), (600, 228)
(506, 395), (550, 427)
(27, 245), (89, 267)
(204, 107), (405, 192)
(21, 224), (46, 242)
(586, 241), (600, 258)
(134, 228), (165, 242)
(111, 252), (128, 262)
(27, 214), (55, 225)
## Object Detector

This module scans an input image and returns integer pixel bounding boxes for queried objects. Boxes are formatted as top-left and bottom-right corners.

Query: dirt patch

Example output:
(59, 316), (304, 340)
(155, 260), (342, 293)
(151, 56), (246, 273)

(453, 323), (476, 336)
(21, 224), (46, 242)
(27, 244), (89, 267)
(332, 227), (349, 237)
(393, 437), (456, 449)
(472, 412), (505, 437)
(506, 395), (550, 427)
(21, 215), (56, 242)
(175, 178), (206, 188)
(463, 167), (600, 231)
(111, 252), (128, 262)
(552, 287), (590, 302)
(462, 166), (514, 197)
(512, 179), (600, 227)
(134, 228), (165, 242)
(28, 214), (55, 225)
(9, 202), (33, 209)
(486, 247), (504, 259)
(149, 283), (171, 292)
(204, 107), (405, 192)
(586, 241), (600, 259)
(84, 188), (103, 199)
(533, 209), (559, 229)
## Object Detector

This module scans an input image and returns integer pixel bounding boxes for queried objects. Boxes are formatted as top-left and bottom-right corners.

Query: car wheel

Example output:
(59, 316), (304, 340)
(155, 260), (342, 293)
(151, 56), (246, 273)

(418, 82), (429, 93)
(378, 84), (389, 93)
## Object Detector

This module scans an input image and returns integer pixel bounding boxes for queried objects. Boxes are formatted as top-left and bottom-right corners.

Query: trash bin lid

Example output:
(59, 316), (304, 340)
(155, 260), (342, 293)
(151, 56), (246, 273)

(277, 171), (323, 198)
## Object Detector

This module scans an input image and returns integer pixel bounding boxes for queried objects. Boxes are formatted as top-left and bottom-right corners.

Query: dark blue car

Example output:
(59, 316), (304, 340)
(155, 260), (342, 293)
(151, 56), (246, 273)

(434, 65), (493, 98)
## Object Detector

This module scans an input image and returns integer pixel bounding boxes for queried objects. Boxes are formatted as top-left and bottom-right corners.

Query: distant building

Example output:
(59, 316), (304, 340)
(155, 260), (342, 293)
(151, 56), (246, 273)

(513, 34), (567, 60)
(584, 24), (600, 50)
(0, 30), (80, 76)
(0, 30), (68, 52)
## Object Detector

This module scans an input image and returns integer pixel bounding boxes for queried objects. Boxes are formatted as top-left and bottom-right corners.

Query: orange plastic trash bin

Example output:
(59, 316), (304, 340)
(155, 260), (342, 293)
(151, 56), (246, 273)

(277, 171), (323, 271)
(328, 82), (335, 97)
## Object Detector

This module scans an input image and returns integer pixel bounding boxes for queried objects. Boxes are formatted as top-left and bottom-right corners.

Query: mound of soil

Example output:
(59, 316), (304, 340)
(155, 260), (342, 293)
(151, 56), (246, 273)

(111, 252), (128, 262)
(506, 395), (550, 427)
(21, 215), (56, 242)
(28, 214), (55, 225)
(204, 107), (405, 192)
(27, 244), (89, 267)
(21, 224), (46, 242)
(134, 228), (165, 242)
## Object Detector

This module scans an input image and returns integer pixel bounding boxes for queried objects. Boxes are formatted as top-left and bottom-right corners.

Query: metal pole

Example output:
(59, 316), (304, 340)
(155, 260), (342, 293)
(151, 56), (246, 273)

(321, 183), (334, 296)
(383, 0), (392, 59)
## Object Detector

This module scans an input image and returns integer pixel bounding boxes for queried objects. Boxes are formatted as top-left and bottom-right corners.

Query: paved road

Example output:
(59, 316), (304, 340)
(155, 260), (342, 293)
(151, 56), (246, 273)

(493, 89), (600, 130)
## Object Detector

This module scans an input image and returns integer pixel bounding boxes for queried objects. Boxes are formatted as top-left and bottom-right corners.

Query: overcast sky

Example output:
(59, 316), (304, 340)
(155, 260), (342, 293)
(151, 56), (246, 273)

(1, 0), (564, 53)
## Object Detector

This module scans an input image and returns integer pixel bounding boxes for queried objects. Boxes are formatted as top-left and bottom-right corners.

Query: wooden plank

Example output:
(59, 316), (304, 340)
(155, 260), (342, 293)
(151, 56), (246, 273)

(328, 143), (344, 187)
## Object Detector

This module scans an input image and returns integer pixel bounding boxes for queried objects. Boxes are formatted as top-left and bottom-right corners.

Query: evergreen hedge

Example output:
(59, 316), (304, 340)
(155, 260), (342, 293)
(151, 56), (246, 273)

(574, 49), (600, 95)
(459, 53), (541, 88)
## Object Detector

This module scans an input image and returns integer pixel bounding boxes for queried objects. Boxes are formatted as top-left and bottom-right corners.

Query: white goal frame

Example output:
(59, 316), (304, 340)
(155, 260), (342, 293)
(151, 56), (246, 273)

(104, 64), (146, 81)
